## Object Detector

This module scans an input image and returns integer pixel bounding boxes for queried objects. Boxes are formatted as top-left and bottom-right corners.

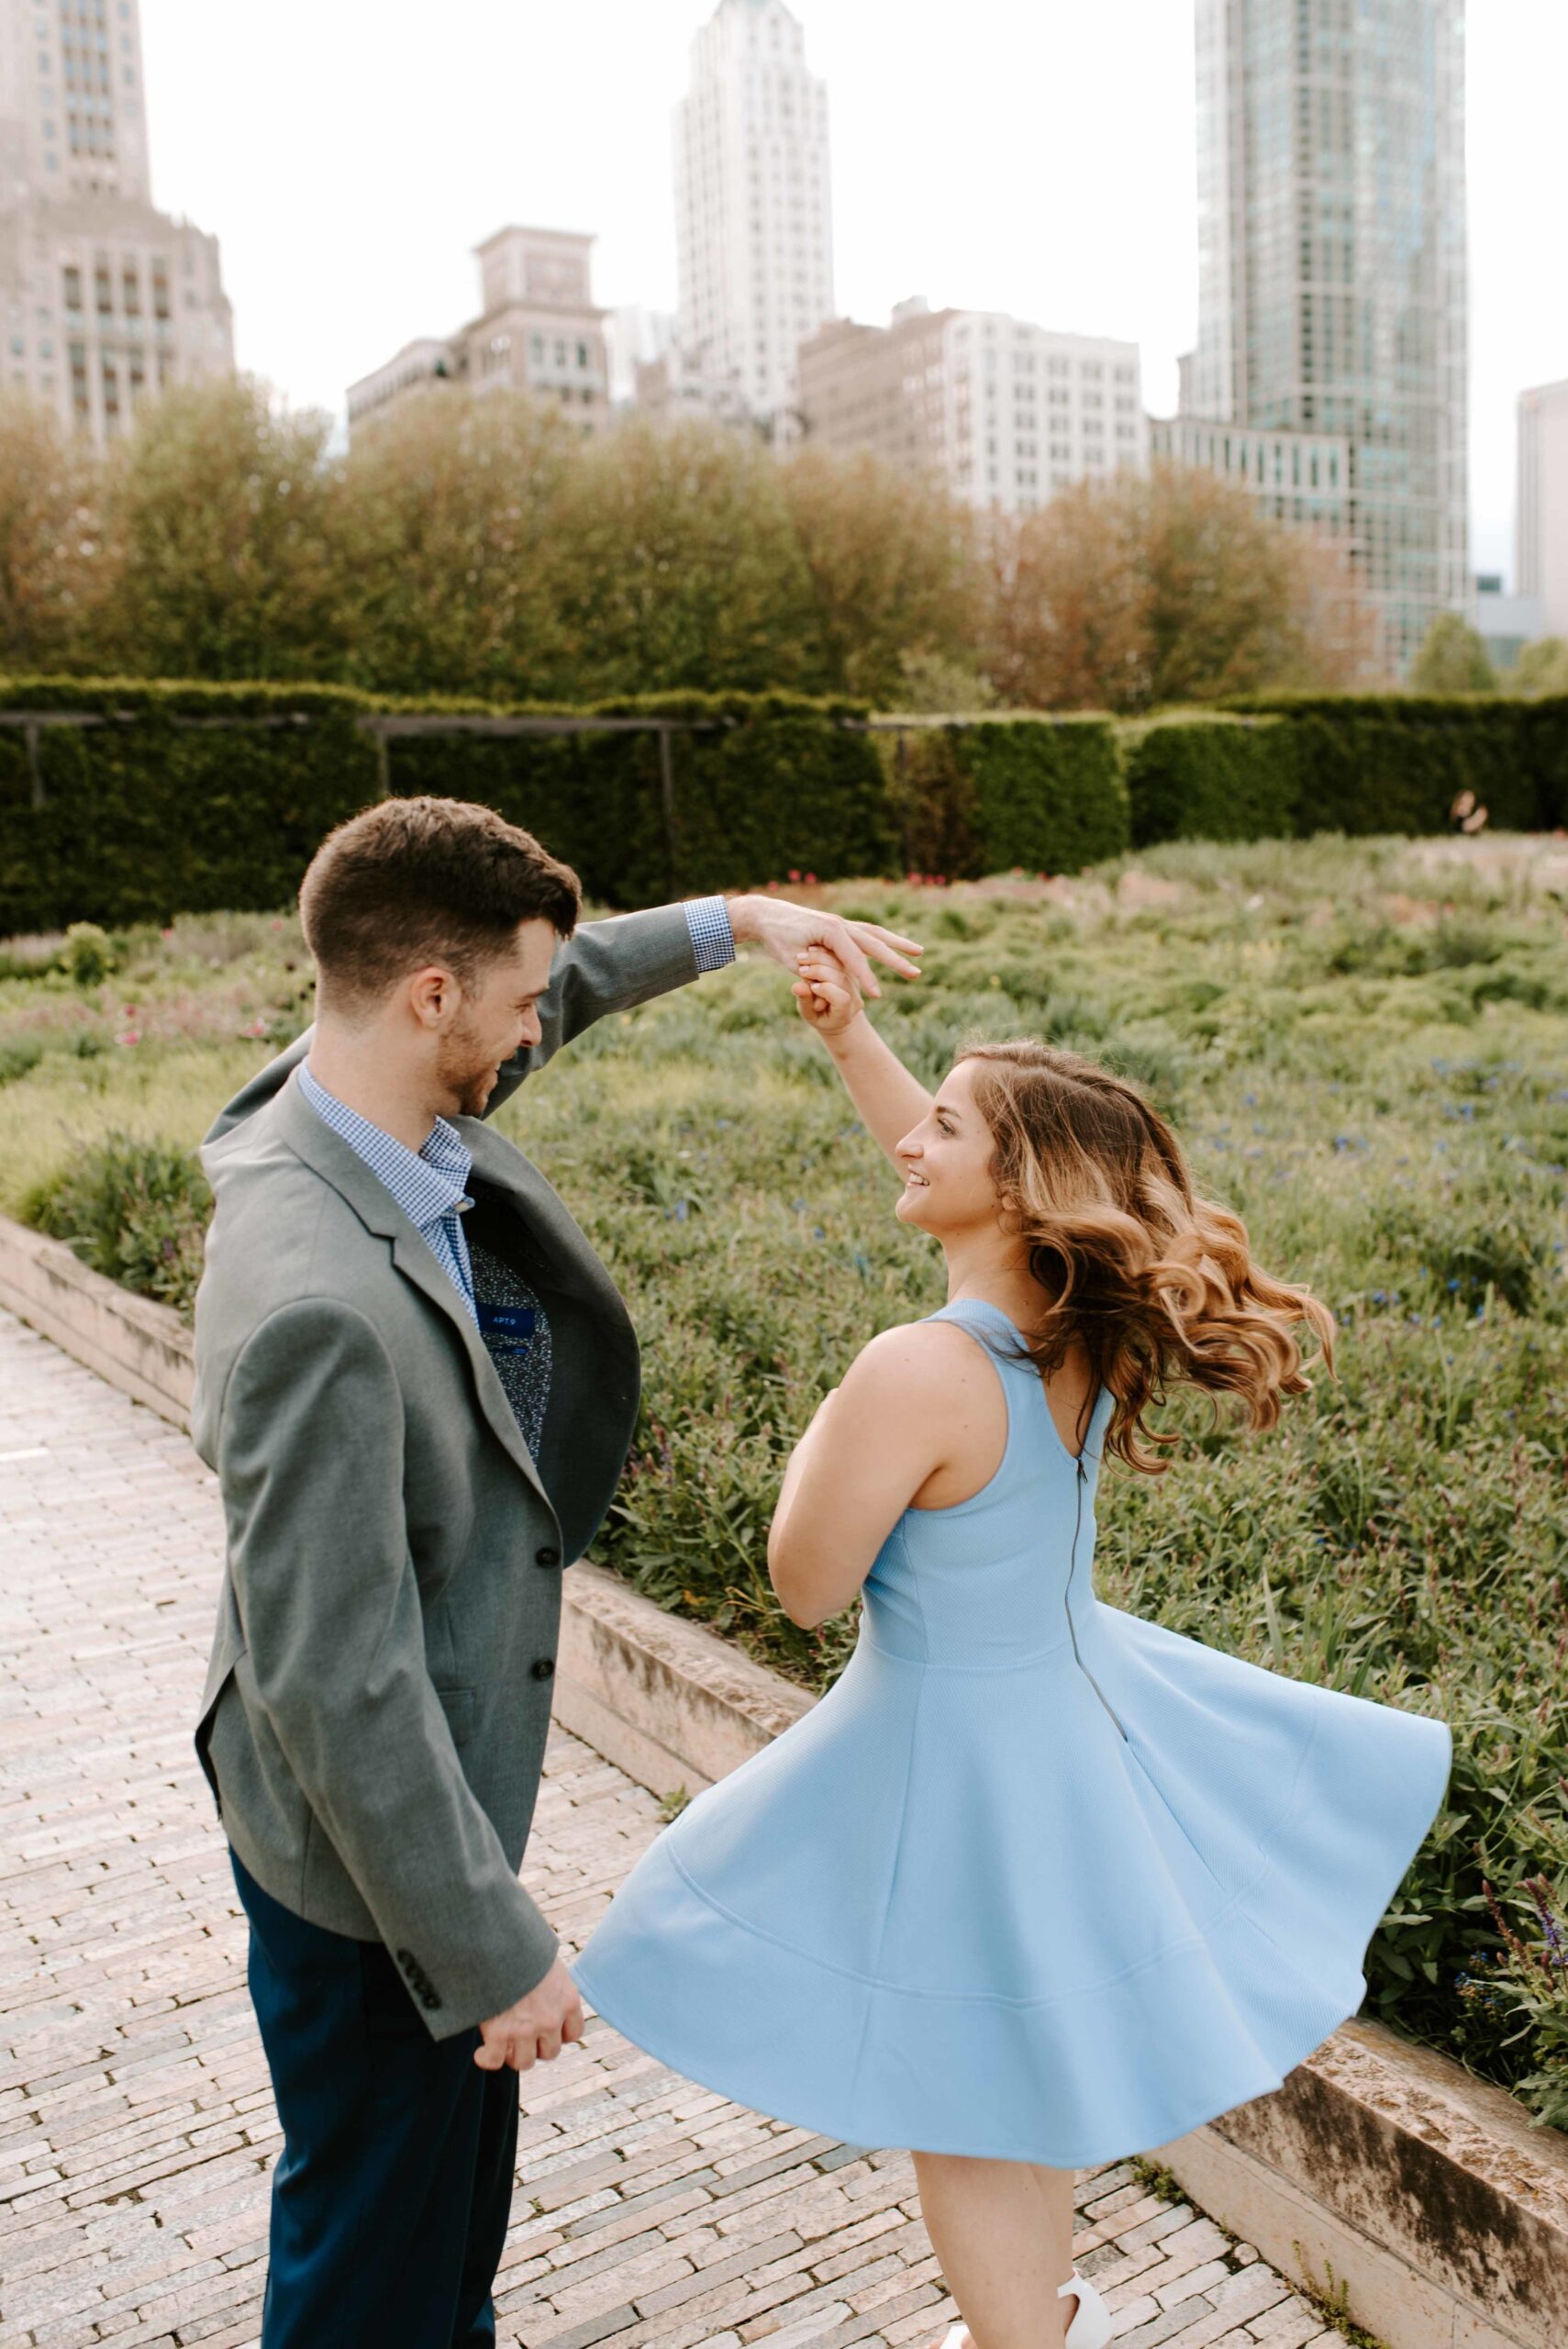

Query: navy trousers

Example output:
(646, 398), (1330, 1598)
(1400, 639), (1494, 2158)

(230, 1848), (518, 2349)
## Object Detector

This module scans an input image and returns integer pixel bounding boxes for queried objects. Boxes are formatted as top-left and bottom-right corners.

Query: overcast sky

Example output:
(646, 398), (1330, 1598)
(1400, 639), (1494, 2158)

(140, 0), (1562, 582)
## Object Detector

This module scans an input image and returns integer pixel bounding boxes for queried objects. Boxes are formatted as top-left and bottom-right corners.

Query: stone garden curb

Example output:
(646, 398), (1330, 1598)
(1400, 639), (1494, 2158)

(2, 1207), (1563, 2349)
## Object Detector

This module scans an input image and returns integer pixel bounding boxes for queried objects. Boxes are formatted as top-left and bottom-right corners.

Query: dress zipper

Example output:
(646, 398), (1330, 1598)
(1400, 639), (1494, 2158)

(1065, 1455), (1129, 1741)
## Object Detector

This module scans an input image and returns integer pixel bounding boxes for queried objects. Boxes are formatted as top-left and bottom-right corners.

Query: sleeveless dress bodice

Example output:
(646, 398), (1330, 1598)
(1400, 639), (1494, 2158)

(570, 1297), (1452, 2165)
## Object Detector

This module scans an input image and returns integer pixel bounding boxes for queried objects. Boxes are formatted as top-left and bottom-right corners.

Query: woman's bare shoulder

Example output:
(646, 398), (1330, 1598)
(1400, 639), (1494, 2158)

(840, 1317), (994, 1401)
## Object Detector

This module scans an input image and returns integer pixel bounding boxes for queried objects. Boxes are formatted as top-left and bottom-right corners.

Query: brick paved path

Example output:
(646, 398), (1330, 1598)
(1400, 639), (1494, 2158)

(0, 1309), (1351, 2349)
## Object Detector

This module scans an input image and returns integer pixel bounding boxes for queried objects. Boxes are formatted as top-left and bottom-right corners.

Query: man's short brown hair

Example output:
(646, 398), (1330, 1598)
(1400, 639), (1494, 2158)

(298, 796), (581, 1008)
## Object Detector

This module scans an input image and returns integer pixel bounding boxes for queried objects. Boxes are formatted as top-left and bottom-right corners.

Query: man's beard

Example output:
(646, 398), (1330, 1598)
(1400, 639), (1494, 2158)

(435, 1019), (498, 1119)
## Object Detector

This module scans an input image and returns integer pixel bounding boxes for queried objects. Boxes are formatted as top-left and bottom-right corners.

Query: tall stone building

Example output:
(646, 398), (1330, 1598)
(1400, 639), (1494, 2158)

(1517, 379), (1568, 644)
(0, 0), (232, 445)
(673, 0), (833, 429)
(798, 297), (1145, 518)
(346, 226), (611, 439)
(1185, 0), (1469, 672)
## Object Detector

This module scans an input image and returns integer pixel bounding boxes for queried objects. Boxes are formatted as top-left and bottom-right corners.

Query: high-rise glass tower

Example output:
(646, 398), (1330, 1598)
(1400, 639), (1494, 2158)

(1190, 0), (1468, 673)
(673, 0), (834, 427)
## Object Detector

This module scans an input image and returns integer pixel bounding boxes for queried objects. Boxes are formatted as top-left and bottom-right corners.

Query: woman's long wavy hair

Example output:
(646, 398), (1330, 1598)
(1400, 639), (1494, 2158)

(959, 1040), (1335, 1474)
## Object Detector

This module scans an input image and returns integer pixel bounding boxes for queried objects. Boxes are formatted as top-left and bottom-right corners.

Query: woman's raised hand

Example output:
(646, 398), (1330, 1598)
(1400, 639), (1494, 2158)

(793, 947), (864, 1041)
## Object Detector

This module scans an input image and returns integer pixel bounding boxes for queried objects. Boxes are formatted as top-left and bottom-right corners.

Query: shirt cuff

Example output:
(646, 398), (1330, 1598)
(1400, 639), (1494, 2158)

(684, 896), (737, 974)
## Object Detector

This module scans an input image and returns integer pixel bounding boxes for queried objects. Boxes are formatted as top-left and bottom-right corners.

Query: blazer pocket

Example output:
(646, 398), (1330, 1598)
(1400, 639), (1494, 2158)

(434, 1684), (476, 1747)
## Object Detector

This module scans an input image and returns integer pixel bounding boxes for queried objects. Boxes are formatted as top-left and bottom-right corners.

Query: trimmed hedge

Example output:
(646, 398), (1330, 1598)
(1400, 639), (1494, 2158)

(881, 716), (1128, 879)
(0, 680), (897, 930)
(1221, 694), (1568, 837)
(5, 680), (1565, 931)
(1122, 715), (1301, 851)
(1127, 694), (1568, 849)
(954, 717), (1127, 873)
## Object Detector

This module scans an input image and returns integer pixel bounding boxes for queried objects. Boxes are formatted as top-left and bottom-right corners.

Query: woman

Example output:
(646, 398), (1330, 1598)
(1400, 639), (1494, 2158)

(570, 950), (1452, 2349)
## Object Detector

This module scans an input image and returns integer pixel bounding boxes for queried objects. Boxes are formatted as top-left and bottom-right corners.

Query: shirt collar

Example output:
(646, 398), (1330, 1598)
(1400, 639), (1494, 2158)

(298, 1063), (473, 1232)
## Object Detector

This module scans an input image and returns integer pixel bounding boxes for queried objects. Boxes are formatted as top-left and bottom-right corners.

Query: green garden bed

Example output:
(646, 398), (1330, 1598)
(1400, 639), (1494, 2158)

(4, 834), (1566, 2127)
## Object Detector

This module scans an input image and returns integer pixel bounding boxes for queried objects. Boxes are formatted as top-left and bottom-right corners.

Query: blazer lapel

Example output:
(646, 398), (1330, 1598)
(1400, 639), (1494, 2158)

(271, 1073), (555, 1513)
(458, 1115), (635, 1335)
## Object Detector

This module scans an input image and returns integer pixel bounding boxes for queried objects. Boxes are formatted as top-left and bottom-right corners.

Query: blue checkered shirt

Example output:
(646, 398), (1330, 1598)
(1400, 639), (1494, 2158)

(299, 1063), (480, 1327)
(685, 896), (737, 973)
(296, 901), (734, 1319)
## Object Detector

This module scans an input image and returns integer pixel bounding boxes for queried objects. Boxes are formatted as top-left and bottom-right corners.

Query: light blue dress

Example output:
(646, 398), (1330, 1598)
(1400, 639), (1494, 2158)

(570, 1297), (1453, 2166)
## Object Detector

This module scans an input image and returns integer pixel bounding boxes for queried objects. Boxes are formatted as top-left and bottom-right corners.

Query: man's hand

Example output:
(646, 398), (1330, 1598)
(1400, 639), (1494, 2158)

(474, 1954), (584, 2074)
(727, 894), (922, 1000)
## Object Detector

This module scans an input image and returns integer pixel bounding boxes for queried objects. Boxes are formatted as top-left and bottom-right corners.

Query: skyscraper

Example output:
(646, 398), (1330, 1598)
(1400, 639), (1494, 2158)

(0, 0), (150, 204)
(673, 0), (834, 428)
(1187, 0), (1468, 673)
(1517, 380), (1568, 643)
(0, 0), (231, 447)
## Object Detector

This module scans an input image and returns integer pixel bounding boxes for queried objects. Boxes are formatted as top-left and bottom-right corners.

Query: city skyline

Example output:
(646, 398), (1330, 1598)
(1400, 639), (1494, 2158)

(136, 0), (1561, 582)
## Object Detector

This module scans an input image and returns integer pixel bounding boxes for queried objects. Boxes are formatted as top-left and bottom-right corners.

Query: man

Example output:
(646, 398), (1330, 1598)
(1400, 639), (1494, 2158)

(191, 794), (921, 2348)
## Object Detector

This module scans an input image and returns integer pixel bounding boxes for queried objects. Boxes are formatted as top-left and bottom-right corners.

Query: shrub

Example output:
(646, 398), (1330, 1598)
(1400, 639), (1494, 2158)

(0, 678), (891, 929)
(62, 920), (115, 986)
(25, 1132), (211, 1313)
(1223, 694), (1564, 834)
(881, 716), (1127, 878)
(1123, 715), (1301, 848)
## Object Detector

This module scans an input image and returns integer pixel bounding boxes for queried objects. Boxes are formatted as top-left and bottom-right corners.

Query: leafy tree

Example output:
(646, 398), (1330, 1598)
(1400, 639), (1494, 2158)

(1411, 611), (1497, 695)
(336, 387), (578, 699)
(779, 447), (982, 702)
(0, 390), (103, 670)
(987, 462), (1382, 712)
(1507, 637), (1568, 697)
(92, 376), (345, 680)
(546, 416), (824, 696)
(890, 646), (1001, 713)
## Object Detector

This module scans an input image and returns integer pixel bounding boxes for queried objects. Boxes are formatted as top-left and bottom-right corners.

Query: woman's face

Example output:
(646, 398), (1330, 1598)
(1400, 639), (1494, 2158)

(893, 1059), (1002, 1237)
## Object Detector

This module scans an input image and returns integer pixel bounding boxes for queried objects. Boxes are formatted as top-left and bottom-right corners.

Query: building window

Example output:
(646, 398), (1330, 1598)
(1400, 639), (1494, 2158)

(61, 264), (81, 313)
(152, 259), (169, 319)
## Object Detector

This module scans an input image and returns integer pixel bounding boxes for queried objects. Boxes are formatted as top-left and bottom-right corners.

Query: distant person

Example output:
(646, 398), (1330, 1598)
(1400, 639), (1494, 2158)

(1450, 787), (1489, 834)
(572, 949), (1453, 2349)
(189, 795), (923, 2349)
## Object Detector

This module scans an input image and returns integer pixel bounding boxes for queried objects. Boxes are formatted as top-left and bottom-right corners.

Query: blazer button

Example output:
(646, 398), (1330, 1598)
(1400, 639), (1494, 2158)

(535, 1545), (561, 1567)
(530, 1657), (555, 1681)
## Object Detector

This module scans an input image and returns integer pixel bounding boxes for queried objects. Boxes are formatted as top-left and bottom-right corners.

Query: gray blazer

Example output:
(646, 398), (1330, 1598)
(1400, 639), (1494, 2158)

(192, 904), (702, 2040)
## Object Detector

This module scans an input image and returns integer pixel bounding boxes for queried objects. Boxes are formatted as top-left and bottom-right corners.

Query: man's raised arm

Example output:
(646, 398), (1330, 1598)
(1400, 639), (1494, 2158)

(203, 898), (733, 1143)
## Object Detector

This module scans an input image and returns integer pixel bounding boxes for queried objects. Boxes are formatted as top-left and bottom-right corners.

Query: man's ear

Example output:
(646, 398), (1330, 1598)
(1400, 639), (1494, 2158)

(406, 964), (459, 1030)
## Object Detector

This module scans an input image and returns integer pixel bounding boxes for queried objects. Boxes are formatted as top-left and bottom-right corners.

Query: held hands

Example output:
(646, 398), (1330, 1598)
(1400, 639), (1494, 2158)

(727, 893), (922, 1000)
(793, 947), (865, 1042)
(475, 1953), (584, 2074)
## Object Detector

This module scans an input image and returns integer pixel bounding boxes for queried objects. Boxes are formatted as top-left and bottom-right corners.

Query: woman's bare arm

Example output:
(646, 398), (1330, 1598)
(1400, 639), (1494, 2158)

(793, 952), (933, 1171)
(768, 1322), (987, 1628)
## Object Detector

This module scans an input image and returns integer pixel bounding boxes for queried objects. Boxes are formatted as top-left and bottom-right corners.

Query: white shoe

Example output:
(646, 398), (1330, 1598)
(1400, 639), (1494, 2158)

(1060, 2267), (1113, 2348)
(939, 2271), (1111, 2349)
